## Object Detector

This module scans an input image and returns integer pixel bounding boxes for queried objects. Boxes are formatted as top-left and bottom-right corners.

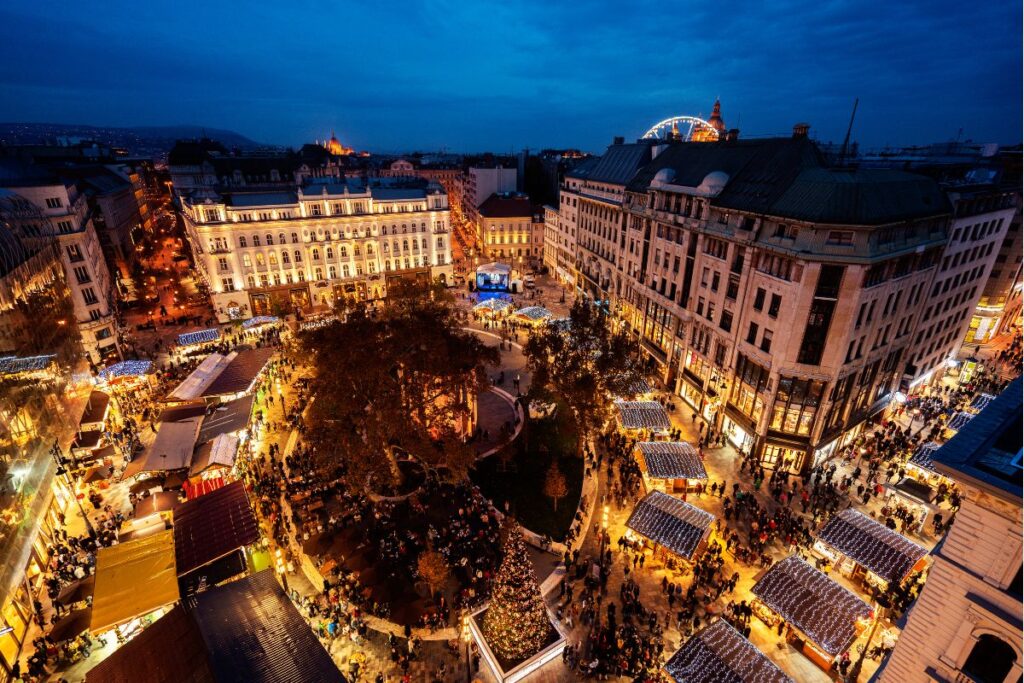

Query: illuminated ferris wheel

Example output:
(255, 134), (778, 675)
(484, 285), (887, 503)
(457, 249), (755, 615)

(641, 115), (720, 142)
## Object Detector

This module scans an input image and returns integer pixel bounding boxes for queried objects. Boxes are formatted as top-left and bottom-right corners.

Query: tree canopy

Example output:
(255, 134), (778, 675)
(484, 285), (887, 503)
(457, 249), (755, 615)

(300, 284), (499, 491)
(523, 298), (642, 453)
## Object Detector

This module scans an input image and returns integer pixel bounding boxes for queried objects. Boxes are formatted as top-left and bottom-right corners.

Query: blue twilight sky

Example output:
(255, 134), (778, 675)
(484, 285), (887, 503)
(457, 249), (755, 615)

(0, 0), (1019, 153)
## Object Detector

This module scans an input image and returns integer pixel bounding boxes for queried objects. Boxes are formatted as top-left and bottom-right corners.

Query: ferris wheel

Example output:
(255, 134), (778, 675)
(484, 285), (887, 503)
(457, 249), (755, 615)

(641, 115), (719, 141)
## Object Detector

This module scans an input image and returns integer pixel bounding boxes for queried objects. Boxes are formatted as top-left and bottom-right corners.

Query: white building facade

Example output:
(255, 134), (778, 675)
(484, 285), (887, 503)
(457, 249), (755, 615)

(181, 178), (453, 321)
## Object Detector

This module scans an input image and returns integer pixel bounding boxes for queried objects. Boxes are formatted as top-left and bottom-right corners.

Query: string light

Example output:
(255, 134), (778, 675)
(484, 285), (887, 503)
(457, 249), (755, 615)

(513, 306), (552, 321)
(968, 392), (994, 413)
(945, 411), (973, 432)
(636, 441), (707, 480)
(0, 354), (55, 376)
(626, 491), (714, 561)
(177, 328), (221, 347)
(907, 441), (940, 472)
(816, 509), (928, 585)
(97, 359), (153, 380)
(614, 400), (671, 431)
(665, 619), (793, 683)
(751, 555), (872, 657)
(242, 315), (280, 329)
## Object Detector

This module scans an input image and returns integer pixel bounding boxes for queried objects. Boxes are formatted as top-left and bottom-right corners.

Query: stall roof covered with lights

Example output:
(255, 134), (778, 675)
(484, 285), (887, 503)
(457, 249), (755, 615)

(664, 619), (793, 683)
(751, 555), (872, 657)
(177, 328), (221, 347)
(626, 491), (714, 561)
(908, 441), (941, 473)
(968, 393), (995, 413)
(946, 411), (974, 432)
(815, 509), (928, 584)
(472, 297), (514, 313)
(615, 400), (671, 431)
(513, 306), (552, 321)
(97, 359), (153, 382)
(636, 442), (707, 481)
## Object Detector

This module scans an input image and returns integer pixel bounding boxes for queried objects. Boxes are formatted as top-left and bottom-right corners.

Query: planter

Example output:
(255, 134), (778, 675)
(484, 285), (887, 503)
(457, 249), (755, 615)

(468, 605), (566, 683)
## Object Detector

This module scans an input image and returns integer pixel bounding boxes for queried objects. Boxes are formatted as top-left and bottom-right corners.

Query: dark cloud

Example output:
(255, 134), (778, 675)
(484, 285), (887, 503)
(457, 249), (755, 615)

(0, 0), (1018, 151)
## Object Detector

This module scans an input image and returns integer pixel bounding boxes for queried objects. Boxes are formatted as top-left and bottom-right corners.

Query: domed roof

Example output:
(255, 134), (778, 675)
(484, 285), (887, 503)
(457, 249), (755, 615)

(652, 168), (677, 186)
(696, 171), (729, 197)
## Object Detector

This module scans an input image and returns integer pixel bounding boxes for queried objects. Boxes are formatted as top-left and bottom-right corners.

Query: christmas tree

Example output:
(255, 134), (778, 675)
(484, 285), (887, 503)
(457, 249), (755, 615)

(482, 519), (554, 663)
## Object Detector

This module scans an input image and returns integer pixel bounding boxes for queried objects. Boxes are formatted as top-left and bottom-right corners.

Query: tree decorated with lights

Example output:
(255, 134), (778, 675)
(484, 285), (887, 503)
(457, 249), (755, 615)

(482, 519), (553, 663)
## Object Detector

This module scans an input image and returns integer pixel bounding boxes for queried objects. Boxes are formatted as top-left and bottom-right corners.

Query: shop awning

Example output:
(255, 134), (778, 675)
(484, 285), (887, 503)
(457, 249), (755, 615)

(637, 441), (707, 480)
(189, 434), (239, 477)
(664, 619), (793, 683)
(615, 400), (671, 431)
(626, 491), (714, 561)
(91, 529), (180, 634)
(123, 417), (202, 479)
(189, 570), (346, 683)
(751, 555), (872, 657)
(815, 509), (928, 584)
(174, 481), (259, 577)
(133, 491), (181, 520)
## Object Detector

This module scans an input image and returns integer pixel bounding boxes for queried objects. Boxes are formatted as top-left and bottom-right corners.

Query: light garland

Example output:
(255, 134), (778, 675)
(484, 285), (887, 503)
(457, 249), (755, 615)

(97, 359), (153, 380)
(241, 315), (280, 330)
(298, 316), (338, 331)
(177, 328), (221, 347)
(614, 400), (671, 431)
(636, 441), (707, 480)
(946, 411), (974, 432)
(619, 377), (653, 399)
(968, 393), (995, 413)
(816, 509), (928, 585)
(665, 619), (793, 683)
(0, 354), (56, 376)
(751, 555), (872, 657)
(626, 490), (714, 560)
(514, 306), (552, 321)
(908, 441), (940, 472)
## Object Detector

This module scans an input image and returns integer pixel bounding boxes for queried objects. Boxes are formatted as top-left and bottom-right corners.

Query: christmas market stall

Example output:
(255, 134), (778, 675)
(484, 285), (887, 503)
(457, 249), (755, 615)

(172, 481), (259, 596)
(750, 555), (873, 671)
(176, 327), (221, 348)
(95, 359), (154, 388)
(85, 571), (344, 683)
(813, 509), (928, 590)
(664, 618), (793, 683)
(122, 416), (202, 481)
(89, 529), (180, 636)
(614, 400), (671, 436)
(634, 441), (707, 496)
(625, 490), (714, 564)
(472, 297), (514, 318)
(166, 348), (275, 404)
(618, 377), (654, 400)
(241, 315), (280, 330)
(512, 306), (552, 326)
(77, 391), (110, 431)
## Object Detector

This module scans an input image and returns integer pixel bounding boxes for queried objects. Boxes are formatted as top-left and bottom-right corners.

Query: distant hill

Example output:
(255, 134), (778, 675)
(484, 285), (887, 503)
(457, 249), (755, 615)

(0, 122), (263, 157)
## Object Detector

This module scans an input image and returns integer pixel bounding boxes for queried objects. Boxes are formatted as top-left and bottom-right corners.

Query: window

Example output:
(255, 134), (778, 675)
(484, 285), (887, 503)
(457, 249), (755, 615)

(204, 209), (220, 222)
(82, 287), (99, 305)
(746, 322), (759, 344)
(310, 204), (323, 216)
(266, 234), (274, 245)
(753, 288), (766, 311)
(45, 197), (63, 209)
(719, 309), (733, 332)
(291, 232), (299, 244)
(760, 329), (773, 353)
(706, 301), (715, 322)
(696, 297), (705, 316)
(255, 253), (265, 266)
(238, 236), (247, 248)
(217, 257), (228, 270)
(252, 235), (261, 247)
(711, 272), (720, 292)
(95, 327), (112, 341)
(57, 220), (74, 234)
(703, 237), (728, 260)
(768, 293), (781, 318)
(222, 278), (235, 292)
(961, 634), (1016, 683)
(242, 253), (252, 267)
(66, 244), (83, 262)
(770, 377), (825, 435)
(826, 231), (854, 245)
(730, 354), (769, 422)
(756, 253), (795, 280)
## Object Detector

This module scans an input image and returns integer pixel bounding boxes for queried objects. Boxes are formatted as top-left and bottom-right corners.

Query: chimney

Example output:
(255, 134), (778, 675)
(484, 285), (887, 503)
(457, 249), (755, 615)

(792, 123), (810, 139)
(613, 136), (624, 146)
(724, 129), (740, 142)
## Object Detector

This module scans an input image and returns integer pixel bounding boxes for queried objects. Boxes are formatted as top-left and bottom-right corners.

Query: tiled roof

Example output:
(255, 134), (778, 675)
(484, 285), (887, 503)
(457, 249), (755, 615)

(637, 441), (707, 480)
(665, 619), (793, 683)
(751, 555), (872, 656)
(816, 509), (928, 584)
(626, 491), (714, 560)
(173, 481), (259, 576)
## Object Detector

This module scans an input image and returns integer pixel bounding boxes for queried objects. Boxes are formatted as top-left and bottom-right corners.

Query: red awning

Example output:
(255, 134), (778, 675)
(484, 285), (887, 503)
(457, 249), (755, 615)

(184, 476), (226, 500)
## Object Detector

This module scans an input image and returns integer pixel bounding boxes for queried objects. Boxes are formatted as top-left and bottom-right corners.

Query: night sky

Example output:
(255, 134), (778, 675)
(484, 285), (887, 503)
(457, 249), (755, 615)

(1, 0), (1019, 153)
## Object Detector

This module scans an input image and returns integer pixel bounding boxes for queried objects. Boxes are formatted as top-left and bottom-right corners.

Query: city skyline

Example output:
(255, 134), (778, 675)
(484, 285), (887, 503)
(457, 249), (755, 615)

(0, 0), (1020, 153)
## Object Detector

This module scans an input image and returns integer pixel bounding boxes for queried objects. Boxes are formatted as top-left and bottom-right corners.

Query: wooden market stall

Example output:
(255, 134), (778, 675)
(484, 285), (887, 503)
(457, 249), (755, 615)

(664, 619), (793, 683)
(751, 555), (873, 671)
(814, 509), (929, 591)
(625, 491), (714, 564)
(634, 441), (707, 497)
(614, 400), (671, 437)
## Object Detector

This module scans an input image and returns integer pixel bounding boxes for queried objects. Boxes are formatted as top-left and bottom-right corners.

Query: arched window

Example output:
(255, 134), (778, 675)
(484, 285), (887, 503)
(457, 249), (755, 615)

(253, 234), (261, 247)
(265, 233), (274, 245)
(238, 236), (247, 248)
(315, 267), (323, 280)
(294, 250), (302, 263)
(354, 245), (361, 256)
(328, 265), (337, 279)
(311, 248), (320, 261)
(282, 251), (290, 264)
(246, 275), (256, 288)
(421, 237), (427, 250)
(343, 264), (350, 278)
(268, 252), (278, 266)
(366, 244), (374, 254)
(402, 239), (409, 251)
(291, 232), (299, 243)
(279, 233), (286, 244)
(962, 634), (1017, 683)
(326, 247), (334, 259)
(255, 253), (265, 266)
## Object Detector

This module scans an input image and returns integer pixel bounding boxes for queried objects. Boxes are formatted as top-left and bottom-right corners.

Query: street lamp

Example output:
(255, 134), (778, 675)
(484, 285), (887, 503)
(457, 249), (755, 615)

(461, 614), (472, 683)
(600, 505), (610, 560)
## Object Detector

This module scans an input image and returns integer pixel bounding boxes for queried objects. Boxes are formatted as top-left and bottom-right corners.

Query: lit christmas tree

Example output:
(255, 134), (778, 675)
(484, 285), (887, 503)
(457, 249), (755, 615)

(482, 519), (554, 663)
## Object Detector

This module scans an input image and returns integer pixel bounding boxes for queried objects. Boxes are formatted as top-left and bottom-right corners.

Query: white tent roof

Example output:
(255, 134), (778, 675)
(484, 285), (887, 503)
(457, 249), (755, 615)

(168, 353), (235, 401)
(190, 433), (239, 476)
(124, 417), (202, 478)
(476, 262), (512, 275)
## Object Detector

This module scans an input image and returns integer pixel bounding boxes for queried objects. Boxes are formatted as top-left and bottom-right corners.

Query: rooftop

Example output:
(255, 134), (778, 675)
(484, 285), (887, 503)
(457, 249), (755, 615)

(664, 619), (793, 683)
(815, 509), (928, 584)
(478, 192), (534, 218)
(626, 491), (714, 560)
(636, 441), (707, 480)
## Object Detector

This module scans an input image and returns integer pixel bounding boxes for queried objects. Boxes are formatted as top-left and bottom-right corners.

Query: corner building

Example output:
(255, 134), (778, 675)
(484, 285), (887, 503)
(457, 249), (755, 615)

(181, 177), (453, 321)
(597, 133), (952, 474)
